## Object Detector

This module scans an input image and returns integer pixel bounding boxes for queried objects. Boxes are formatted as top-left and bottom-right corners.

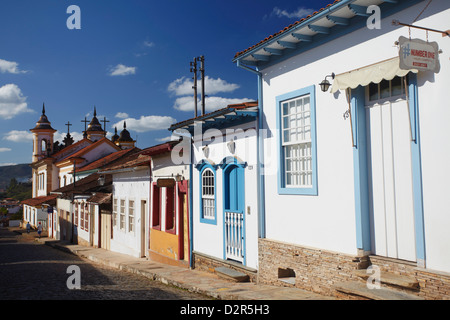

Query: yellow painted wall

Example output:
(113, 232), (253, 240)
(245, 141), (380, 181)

(150, 229), (179, 260)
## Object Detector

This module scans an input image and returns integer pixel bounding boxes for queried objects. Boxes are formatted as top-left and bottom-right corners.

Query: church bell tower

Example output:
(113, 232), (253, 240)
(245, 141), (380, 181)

(30, 104), (57, 163)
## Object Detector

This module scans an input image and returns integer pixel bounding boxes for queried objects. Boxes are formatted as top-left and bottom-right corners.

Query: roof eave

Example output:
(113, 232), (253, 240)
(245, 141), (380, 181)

(233, 0), (418, 67)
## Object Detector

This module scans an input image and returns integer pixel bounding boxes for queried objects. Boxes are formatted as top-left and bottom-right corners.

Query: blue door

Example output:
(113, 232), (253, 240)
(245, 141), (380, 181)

(223, 163), (245, 263)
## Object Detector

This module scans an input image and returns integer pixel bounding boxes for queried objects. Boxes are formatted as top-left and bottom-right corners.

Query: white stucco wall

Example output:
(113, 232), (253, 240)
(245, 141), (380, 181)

(259, 1), (450, 271)
(110, 167), (150, 258)
(191, 121), (259, 269)
(413, 4), (450, 273)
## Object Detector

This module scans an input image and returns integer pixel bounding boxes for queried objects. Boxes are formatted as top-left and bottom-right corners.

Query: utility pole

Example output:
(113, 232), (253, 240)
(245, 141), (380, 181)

(199, 55), (205, 116)
(190, 57), (198, 118)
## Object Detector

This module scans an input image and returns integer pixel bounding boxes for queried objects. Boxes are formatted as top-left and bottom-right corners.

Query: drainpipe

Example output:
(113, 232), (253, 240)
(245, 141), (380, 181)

(189, 136), (194, 268)
(236, 60), (266, 239)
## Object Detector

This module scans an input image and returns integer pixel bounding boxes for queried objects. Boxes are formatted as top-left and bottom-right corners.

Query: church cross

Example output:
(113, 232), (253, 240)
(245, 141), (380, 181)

(65, 121), (72, 134)
(102, 117), (110, 136)
(81, 117), (89, 131)
(101, 117), (110, 131)
(81, 117), (89, 138)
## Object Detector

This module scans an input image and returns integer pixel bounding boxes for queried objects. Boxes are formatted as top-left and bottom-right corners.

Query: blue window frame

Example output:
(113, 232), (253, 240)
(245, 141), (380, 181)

(196, 161), (217, 224)
(276, 85), (318, 195)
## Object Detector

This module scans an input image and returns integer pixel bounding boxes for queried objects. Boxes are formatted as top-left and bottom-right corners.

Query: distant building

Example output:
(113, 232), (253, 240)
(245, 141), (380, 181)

(22, 104), (136, 229)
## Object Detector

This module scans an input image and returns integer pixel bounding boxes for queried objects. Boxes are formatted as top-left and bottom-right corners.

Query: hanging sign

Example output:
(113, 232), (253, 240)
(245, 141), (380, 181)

(157, 178), (175, 188)
(398, 36), (440, 73)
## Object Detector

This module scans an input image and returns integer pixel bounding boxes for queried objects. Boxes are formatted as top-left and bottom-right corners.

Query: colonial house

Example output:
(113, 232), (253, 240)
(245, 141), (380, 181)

(169, 102), (259, 278)
(22, 194), (57, 231)
(51, 172), (112, 245)
(232, 0), (450, 299)
(49, 148), (141, 243)
(99, 150), (151, 258)
(141, 141), (190, 267)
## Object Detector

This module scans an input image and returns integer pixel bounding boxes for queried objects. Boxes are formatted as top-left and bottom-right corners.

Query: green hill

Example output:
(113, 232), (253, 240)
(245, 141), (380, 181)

(0, 164), (32, 190)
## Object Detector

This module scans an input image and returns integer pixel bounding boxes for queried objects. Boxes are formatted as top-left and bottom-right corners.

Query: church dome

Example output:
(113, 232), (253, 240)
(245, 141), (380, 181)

(86, 107), (105, 133)
(117, 121), (134, 142)
(111, 127), (120, 143)
(31, 104), (56, 131)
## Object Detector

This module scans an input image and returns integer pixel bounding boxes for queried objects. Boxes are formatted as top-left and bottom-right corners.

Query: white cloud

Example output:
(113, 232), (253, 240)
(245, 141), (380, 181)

(0, 84), (33, 120)
(143, 40), (155, 48)
(0, 147), (11, 152)
(115, 112), (129, 119)
(108, 64), (136, 76)
(168, 76), (240, 96)
(0, 59), (28, 74)
(155, 135), (179, 143)
(271, 7), (314, 19)
(0, 162), (17, 166)
(112, 115), (177, 133)
(3, 130), (33, 143)
(173, 96), (252, 113)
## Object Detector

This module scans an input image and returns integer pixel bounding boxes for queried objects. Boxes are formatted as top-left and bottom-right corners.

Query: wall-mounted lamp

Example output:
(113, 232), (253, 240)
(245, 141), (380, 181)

(319, 73), (335, 92)
(98, 175), (105, 186)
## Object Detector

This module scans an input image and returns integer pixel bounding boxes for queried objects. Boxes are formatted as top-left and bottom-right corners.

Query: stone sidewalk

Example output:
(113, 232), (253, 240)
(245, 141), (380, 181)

(20, 232), (333, 300)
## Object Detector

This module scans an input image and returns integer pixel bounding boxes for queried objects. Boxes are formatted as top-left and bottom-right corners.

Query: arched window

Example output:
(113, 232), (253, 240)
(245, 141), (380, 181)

(41, 139), (47, 153)
(201, 168), (215, 221)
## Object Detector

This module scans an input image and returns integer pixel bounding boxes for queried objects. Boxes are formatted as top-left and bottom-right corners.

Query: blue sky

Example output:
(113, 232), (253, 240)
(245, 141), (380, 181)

(0, 0), (333, 166)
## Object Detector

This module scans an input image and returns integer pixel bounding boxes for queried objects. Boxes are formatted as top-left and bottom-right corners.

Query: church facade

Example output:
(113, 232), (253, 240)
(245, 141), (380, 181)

(22, 105), (135, 231)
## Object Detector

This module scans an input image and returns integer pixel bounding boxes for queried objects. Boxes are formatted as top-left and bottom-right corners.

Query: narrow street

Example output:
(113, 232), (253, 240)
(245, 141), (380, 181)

(0, 227), (209, 300)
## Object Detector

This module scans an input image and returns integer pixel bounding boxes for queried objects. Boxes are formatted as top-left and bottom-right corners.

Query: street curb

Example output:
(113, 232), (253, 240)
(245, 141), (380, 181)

(42, 240), (222, 299)
(40, 237), (334, 300)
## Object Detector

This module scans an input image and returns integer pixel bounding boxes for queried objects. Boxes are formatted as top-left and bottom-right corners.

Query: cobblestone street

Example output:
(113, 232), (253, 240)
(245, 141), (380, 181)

(0, 228), (209, 300)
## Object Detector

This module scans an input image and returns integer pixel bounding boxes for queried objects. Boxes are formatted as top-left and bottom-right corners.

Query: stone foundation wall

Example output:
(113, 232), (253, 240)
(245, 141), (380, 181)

(259, 238), (450, 299)
(370, 256), (450, 300)
(193, 252), (258, 283)
(258, 238), (364, 297)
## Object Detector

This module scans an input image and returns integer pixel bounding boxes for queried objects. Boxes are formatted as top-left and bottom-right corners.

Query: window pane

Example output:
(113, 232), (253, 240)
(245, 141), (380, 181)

(282, 103), (289, 116)
(380, 79), (390, 99)
(289, 101), (296, 114)
(283, 116), (289, 129)
(369, 82), (378, 101)
(202, 169), (215, 219)
(391, 76), (403, 96)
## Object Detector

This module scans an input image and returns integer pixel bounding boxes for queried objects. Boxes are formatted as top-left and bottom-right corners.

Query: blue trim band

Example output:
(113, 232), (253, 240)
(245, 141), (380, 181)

(408, 73), (426, 265)
(351, 86), (371, 252)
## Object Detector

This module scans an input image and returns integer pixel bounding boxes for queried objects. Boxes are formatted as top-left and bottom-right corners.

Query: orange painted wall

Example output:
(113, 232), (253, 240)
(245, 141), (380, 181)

(150, 229), (179, 260)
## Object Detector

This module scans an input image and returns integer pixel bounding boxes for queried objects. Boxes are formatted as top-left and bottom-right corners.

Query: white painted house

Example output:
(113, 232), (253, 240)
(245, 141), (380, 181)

(170, 102), (259, 275)
(100, 151), (151, 258)
(233, 0), (450, 299)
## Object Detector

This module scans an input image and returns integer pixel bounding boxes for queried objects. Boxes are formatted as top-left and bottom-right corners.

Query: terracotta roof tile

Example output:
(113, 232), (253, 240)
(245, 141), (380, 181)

(101, 152), (151, 171)
(21, 194), (57, 207)
(51, 138), (93, 159)
(53, 172), (112, 195)
(76, 147), (140, 173)
(87, 192), (111, 204)
(58, 138), (120, 164)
